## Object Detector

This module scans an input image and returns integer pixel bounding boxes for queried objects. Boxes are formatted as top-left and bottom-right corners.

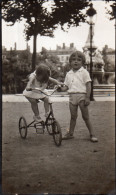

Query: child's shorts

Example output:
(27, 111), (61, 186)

(69, 93), (86, 106)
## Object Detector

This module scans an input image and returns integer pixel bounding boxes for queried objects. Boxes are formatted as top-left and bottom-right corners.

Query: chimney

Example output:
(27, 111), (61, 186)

(70, 43), (74, 48)
(14, 42), (16, 50)
(63, 43), (65, 49)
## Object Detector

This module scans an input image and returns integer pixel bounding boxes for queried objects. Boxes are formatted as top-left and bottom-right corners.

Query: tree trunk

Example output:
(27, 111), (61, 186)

(32, 34), (37, 71)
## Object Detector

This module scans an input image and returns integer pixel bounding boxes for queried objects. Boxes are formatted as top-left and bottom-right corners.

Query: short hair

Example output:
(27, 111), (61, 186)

(69, 51), (85, 64)
(36, 64), (50, 83)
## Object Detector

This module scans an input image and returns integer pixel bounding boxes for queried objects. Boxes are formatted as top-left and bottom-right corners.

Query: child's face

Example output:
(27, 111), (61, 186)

(70, 55), (83, 71)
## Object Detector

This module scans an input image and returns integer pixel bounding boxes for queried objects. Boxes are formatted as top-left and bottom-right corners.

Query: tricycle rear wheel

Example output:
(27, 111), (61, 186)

(19, 116), (27, 139)
(46, 118), (54, 135)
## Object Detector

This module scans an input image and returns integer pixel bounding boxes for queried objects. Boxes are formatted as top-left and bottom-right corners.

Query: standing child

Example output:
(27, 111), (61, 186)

(60, 51), (98, 142)
(23, 63), (61, 123)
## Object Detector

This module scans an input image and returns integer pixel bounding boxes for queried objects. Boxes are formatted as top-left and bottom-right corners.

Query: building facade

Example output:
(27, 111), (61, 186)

(47, 43), (76, 66)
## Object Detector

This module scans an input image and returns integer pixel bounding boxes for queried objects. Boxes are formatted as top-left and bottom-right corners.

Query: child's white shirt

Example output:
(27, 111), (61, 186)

(29, 71), (48, 89)
(64, 67), (91, 94)
(23, 71), (48, 99)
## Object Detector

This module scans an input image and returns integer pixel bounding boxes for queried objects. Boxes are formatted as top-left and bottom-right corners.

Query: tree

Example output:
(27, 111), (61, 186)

(105, 1), (116, 20)
(2, 0), (56, 71)
(51, 0), (90, 29)
(2, 0), (90, 70)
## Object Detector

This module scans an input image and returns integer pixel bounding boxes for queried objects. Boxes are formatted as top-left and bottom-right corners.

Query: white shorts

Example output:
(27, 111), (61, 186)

(69, 93), (86, 105)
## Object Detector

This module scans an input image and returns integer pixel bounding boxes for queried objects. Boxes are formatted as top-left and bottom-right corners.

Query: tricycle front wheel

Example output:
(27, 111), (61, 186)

(52, 120), (62, 146)
(19, 116), (27, 139)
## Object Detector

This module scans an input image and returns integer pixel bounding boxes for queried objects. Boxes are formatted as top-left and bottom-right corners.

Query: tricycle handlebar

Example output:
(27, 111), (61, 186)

(27, 85), (63, 96)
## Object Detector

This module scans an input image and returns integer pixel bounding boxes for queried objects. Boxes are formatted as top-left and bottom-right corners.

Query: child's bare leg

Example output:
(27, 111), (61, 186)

(26, 97), (39, 116)
(62, 103), (77, 139)
(26, 97), (43, 122)
(43, 97), (49, 115)
(69, 103), (78, 135)
(79, 100), (97, 139)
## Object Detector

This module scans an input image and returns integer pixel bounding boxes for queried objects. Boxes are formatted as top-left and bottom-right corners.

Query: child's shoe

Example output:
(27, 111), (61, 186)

(90, 135), (98, 142)
(33, 115), (43, 123)
(62, 132), (74, 140)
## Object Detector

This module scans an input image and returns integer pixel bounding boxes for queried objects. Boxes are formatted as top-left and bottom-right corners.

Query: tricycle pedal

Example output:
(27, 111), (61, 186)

(34, 122), (45, 134)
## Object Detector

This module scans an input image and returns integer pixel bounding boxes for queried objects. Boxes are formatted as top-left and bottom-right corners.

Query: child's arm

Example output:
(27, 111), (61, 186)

(49, 77), (68, 91)
(85, 81), (91, 106)
(86, 81), (91, 98)
(26, 73), (35, 90)
(49, 77), (61, 85)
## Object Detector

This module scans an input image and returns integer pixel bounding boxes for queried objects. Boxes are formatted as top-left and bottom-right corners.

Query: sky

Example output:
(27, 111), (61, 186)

(2, 1), (115, 53)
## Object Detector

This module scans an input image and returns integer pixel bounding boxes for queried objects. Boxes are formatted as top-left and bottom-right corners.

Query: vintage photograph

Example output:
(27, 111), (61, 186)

(2, 0), (115, 194)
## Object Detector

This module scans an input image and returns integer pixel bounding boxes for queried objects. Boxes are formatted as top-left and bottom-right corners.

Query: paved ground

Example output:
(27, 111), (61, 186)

(2, 98), (115, 194)
(2, 94), (115, 102)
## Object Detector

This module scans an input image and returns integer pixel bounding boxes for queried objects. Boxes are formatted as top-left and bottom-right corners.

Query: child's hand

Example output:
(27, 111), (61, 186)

(57, 85), (62, 92)
(57, 84), (66, 92)
(84, 97), (90, 106)
(26, 87), (32, 91)
(57, 82), (64, 87)
(54, 84), (62, 92)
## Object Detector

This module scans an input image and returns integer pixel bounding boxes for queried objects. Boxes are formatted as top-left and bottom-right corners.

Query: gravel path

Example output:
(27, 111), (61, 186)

(2, 101), (115, 194)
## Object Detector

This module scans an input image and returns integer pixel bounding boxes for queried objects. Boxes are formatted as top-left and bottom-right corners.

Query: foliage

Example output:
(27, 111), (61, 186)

(2, 0), (57, 70)
(63, 63), (71, 77)
(2, 0), (90, 37)
(36, 48), (61, 82)
(105, 1), (116, 20)
(19, 50), (31, 60)
(2, 0), (90, 71)
(2, 0), (56, 40)
(51, 0), (90, 30)
(2, 49), (32, 93)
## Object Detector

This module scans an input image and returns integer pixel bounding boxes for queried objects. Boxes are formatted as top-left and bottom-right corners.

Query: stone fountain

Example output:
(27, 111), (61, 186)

(83, 25), (115, 86)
